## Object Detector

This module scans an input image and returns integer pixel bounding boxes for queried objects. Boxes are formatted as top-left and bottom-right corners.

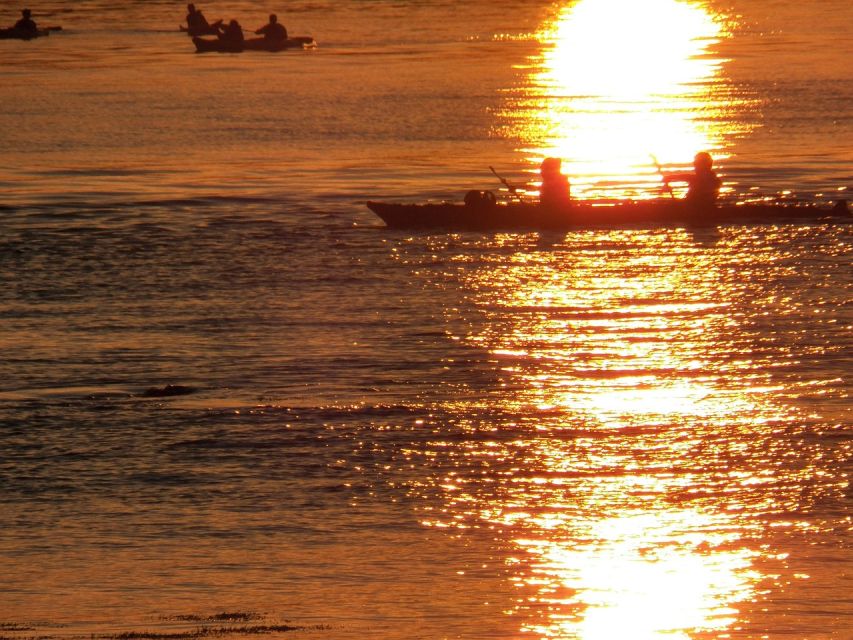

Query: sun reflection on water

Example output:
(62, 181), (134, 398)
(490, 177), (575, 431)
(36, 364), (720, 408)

(501, 0), (757, 199)
(513, 513), (760, 640)
(484, 428), (770, 639)
(407, 226), (833, 639)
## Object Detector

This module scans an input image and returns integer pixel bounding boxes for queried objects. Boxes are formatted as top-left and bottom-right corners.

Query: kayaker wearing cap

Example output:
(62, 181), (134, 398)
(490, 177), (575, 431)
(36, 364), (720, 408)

(664, 152), (722, 207)
(539, 157), (571, 207)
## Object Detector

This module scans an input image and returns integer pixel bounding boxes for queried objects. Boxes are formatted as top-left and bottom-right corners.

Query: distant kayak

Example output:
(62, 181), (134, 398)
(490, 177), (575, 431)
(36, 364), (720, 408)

(0, 27), (50, 40)
(367, 196), (851, 231)
(192, 35), (316, 53)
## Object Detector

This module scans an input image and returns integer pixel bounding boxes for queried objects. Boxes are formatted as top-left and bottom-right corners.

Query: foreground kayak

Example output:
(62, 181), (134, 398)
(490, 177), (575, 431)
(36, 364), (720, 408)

(192, 35), (316, 53)
(366, 197), (851, 230)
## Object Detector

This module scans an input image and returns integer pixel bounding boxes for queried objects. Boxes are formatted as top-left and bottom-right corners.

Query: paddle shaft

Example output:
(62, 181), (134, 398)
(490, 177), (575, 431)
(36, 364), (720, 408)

(650, 154), (675, 200)
(489, 166), (524, 201)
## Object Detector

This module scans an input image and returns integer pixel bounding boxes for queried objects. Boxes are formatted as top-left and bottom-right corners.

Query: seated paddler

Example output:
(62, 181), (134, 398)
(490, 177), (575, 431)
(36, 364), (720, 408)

(185, 3), (221, 34)
(539, 157), (571, 207)
(664, 152), (722, 207)
(255, 13), (287, 42)
(13, 8), (38, 34)
(217, 18), (245, 45)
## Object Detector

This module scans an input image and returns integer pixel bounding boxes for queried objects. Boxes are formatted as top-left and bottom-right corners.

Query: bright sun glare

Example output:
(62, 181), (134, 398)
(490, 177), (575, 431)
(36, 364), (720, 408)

(515, 0), (737, 197)
(523, 514), (757, 640)
(541, 0), (721, 98)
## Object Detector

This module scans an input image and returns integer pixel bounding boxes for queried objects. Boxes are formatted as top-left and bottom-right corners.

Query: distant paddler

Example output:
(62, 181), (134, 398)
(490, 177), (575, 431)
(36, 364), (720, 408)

(255, 13), (287, 43)
(217, 18), (245, 47)
(183, 3), (222, 36)
(663, 152), (722, 207)
(13, 8), (37, 33)
(0, 8), (41, 38)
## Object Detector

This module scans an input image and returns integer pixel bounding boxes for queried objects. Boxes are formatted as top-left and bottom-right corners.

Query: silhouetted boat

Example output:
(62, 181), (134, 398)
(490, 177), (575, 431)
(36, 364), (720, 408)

(192, 35), (315, 53)
(366, 197), (850, 230)
(0, 27), (50, 40)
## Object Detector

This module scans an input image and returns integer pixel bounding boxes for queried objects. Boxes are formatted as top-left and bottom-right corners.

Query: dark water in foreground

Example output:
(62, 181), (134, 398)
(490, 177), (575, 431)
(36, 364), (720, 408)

(1, 1), (851, 639)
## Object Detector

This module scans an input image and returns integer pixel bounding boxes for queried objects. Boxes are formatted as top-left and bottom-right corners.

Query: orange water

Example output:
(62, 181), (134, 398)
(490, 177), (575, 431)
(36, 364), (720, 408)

(1, 2), (851, 639)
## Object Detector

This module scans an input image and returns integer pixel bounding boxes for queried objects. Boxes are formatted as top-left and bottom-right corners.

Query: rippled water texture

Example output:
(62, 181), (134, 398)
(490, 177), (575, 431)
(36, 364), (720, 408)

(404, 226), (851, 638)
(1, 1), (851, 639)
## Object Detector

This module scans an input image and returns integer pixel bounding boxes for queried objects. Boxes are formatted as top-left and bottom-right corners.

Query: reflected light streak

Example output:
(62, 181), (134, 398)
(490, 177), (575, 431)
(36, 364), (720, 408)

(488, 447), (765, 639)
(429, 230), (796, 638)
(503, 0), (754, 199)
(515, 513), (759, 640)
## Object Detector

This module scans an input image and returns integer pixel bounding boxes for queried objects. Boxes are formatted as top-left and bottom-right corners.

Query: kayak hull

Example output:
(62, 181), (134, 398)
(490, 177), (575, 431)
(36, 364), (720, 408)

(192, 35), (315, 53)
(366, 199), (851, 231)
(0, 27), (49, 40)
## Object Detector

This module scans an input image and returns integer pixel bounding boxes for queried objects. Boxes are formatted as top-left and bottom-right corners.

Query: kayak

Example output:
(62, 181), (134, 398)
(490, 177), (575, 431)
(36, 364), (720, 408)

(192, 35), (316, 53)
(366, 195), (851, 230)
(0, 27), (49, 40)
(0, 25), (62, 39)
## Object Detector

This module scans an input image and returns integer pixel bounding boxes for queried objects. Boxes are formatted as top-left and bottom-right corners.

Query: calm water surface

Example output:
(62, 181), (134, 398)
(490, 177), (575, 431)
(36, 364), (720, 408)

(1, 1), (851, 639)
